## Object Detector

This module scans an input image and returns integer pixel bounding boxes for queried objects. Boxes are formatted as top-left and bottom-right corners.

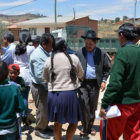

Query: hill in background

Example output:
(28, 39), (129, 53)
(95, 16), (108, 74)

(0, 13), (46, 24)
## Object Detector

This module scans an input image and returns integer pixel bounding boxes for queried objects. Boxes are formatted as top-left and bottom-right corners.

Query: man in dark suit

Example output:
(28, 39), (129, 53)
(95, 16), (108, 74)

(76, 30), (110, 136)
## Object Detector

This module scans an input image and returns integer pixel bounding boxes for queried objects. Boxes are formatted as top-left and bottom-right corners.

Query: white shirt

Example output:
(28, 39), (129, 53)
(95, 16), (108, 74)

(14, 45), (35, 86)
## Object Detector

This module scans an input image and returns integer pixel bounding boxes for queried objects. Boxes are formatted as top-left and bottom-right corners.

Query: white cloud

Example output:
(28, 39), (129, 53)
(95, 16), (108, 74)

(75, 4), (132, 20)
(120, 0), (140, 3)
(0, 0), (34, 7)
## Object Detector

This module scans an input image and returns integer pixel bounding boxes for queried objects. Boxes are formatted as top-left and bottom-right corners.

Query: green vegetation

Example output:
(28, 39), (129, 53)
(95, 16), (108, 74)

(115, 17), (120, 23)
(0, 22), (7, 44)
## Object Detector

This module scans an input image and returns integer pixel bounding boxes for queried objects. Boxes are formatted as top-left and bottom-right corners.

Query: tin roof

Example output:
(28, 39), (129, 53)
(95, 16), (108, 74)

(16, 16), (85, 27)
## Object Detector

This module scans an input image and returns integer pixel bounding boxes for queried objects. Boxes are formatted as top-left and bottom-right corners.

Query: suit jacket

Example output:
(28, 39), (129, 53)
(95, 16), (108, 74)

(76, 47), (110, 86)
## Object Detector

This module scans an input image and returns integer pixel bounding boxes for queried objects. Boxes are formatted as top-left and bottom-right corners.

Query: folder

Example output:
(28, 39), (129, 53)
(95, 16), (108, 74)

(95, 105), (121, 120)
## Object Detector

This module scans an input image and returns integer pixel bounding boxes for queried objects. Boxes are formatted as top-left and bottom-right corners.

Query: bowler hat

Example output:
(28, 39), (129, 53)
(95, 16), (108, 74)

(81, 30), (100, 40)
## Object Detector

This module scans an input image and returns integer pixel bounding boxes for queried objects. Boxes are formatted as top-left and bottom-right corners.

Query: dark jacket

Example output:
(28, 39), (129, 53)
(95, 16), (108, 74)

(101, 44), (140, 109)
(76, 47), (110, 86)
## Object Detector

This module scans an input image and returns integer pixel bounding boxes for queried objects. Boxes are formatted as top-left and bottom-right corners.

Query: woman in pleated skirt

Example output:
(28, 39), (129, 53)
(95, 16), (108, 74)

(43, 38), (84, 140)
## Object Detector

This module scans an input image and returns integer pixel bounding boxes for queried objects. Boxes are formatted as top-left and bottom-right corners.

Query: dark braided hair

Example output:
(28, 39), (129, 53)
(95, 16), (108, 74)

(64, 51), (77, 84)
(50, 52), (56, 83)
(50, 38), (77, 83)
(15, 29), (31, 55)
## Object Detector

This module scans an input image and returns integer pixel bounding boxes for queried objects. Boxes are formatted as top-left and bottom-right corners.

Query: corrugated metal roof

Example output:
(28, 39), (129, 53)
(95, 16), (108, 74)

(16, 16), (85, 27)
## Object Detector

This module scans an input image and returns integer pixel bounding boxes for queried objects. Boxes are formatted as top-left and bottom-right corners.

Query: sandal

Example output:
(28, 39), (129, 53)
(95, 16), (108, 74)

(90, 128), (96, 136)
(80, 131), (86, 137)
(28, 99), (34, 103)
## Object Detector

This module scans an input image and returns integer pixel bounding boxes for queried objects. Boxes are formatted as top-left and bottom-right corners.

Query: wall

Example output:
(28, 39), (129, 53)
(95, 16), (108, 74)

(66, 16), (98, 33)
(8, 28), (21, 41)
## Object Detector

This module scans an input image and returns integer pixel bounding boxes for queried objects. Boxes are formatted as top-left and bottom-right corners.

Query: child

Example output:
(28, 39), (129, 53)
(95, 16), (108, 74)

(8, 64), (26, 140)
(8, 64), (26, 95)
(0, 61), (25, 140)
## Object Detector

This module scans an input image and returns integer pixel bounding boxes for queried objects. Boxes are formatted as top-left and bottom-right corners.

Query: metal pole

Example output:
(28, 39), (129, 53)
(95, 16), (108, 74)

(54, 0), (57, 30)
(73, 8), (75, 20)
(134, 0), (137, 25)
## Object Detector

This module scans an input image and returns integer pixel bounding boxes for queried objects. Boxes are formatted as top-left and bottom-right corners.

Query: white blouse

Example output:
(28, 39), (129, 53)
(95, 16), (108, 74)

(14, 45), (35, 86)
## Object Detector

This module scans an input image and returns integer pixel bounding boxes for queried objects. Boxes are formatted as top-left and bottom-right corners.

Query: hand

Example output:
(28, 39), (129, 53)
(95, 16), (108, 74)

(99, 109), (107, 120)
(100, 82), (106, 92)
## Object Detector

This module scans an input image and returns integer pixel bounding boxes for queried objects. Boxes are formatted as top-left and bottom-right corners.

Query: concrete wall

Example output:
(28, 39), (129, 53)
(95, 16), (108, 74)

(37, 28), (45, 36)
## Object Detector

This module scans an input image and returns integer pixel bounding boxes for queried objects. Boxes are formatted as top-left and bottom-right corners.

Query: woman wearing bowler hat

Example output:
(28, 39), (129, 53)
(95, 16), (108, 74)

(76, 30), (110, 136)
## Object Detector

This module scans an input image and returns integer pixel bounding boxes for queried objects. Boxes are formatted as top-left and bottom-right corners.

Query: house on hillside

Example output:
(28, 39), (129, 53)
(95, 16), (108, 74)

(8, 16), (98, 41)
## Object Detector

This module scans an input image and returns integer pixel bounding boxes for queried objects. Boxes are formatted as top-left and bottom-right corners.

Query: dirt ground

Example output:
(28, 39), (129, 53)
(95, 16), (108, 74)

(22, 97), (123, 140)
(22, 78), (123, 140)
(22, 94), (101, 140)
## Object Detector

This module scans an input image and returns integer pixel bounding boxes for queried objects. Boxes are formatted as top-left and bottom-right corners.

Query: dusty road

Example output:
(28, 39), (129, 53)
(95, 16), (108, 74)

(22, 77), (123, 140)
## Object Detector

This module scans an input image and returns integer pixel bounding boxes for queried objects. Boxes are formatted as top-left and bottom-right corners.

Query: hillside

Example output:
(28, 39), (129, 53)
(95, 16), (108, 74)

(0, 13), (46, 24)
(98, 23), (119, 38)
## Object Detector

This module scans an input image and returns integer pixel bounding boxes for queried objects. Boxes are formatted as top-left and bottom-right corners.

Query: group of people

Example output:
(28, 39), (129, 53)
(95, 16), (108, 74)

(0, 22), (140, 140)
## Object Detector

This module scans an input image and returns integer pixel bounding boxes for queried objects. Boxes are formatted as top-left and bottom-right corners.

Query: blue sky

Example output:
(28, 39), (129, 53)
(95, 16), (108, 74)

(0, 0), (140, 20)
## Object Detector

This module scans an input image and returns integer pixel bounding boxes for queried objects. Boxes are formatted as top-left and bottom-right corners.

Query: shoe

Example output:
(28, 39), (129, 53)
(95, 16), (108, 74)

(90, 128), (96, 136)
(44, 127), (53, 132)
(80, 131), (88, 137)
(22, 116), (29, 126)
(35, 130), (50, 139)
(28, 99), (34, 103)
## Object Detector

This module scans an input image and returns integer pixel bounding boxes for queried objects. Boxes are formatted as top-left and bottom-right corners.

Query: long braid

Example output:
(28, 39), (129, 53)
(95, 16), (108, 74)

(64, 51), (77, 84)
(50, 52), (56, 83)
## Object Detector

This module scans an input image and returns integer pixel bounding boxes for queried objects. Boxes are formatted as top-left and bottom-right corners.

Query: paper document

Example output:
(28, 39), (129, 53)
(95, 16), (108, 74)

(95, 105), (121, 120)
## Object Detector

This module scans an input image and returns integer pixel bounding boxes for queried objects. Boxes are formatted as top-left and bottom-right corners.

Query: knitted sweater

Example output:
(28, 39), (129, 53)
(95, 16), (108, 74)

(0, 79), (25, 129)
(101, 44), (140, 109)
(43, 53), (84, 91)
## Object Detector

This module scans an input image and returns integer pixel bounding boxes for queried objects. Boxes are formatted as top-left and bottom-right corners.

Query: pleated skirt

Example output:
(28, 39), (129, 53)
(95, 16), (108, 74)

(47, 90), (82, 124)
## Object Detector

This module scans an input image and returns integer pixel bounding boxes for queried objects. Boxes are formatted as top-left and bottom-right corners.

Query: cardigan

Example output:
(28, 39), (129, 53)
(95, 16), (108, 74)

(0, 79), (25, 129)
(43, 53), (84, 91)
(101, 44), (140, 109)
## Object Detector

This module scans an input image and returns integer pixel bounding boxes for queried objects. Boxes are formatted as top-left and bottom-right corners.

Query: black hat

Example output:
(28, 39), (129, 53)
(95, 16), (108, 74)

(32, 36), (41, 42)
(81, 30), (100, 40)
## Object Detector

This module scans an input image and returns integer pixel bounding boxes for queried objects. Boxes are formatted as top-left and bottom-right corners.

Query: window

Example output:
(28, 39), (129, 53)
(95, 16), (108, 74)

(29, 28), (37, 35)
(106, 40), (109, 43)
(100, 40), (104, 43)
(112, 40), (116, 43)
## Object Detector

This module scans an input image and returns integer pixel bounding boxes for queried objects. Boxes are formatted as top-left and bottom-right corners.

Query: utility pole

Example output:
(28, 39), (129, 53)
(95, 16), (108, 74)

(134, 0), (137, 25)
(73, 8), (76, 21)
(54, 0), (57, 30)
